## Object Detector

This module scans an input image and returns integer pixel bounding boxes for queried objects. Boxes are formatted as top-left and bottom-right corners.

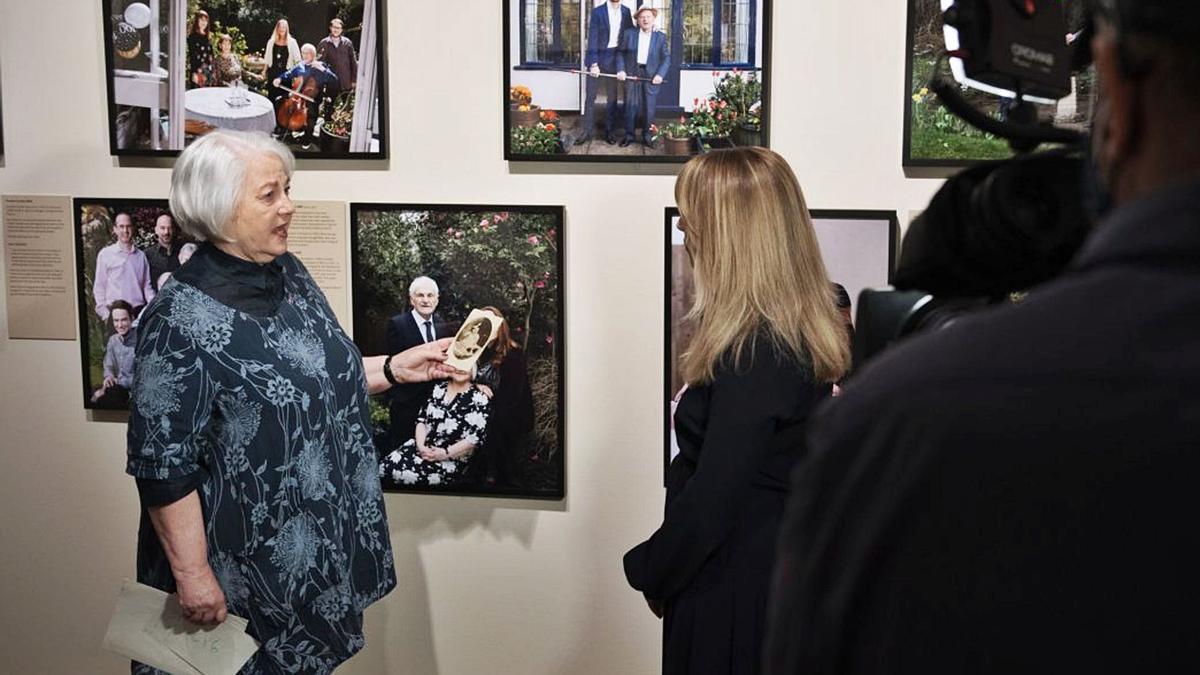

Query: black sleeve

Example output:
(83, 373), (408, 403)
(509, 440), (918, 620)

(385, 316), (402, 354)
(475, 361), (502, 390)
(623, 345), (816, 601)
(135, 471), (208, 508)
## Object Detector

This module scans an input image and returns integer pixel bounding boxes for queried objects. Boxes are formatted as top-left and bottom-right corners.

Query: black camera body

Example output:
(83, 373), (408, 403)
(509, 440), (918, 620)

(852, 149), (1092, 371)
(945, 0), (1073, 99)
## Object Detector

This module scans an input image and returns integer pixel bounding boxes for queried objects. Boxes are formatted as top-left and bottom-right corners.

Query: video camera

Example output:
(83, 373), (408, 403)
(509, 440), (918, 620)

(852, 0), (1097, 372)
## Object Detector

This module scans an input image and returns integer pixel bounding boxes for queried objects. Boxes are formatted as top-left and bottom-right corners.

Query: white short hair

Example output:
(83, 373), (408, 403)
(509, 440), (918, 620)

(169, 131), (295, 242)
(301, 43), (316, 55)
(409, 276), (439, 295)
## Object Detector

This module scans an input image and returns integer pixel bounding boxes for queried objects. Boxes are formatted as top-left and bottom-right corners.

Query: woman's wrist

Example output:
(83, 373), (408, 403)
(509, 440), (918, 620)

(382, 353), (400, 386)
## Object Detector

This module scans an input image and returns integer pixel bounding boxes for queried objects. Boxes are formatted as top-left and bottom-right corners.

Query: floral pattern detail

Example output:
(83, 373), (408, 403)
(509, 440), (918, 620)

(296, 440), (332, 501)
(126, 251), (394, 674)
(168, 284), (235, 352)
(251, 501), (268, 526)
(216, 390), (261, 450)
(265, 375), (298, 406)
(211, 552), (251, 605)
(132, 353), (184, 418)
(314, 581), (351, 622)
(379, 382), (492, 489)
(278, 328), (327, 377)
(199, 322), (233, 352)
(270, 513), (319, 581)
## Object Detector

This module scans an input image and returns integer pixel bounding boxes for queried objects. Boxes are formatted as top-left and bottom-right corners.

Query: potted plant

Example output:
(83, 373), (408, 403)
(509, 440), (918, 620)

(510, 120), (563, 155)
(687, 97), (736, 153)
(510, 85), (540, 127)
(655, 117), (693, 156)
(733, 101), (763, 147)
(320, 91), (354, 154)
(712, 69), (764, 147)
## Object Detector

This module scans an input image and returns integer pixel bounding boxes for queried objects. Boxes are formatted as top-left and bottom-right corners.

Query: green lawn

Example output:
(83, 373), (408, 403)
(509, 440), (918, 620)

(909, 54), (1014, 162)
(910, 127), (1012, 161)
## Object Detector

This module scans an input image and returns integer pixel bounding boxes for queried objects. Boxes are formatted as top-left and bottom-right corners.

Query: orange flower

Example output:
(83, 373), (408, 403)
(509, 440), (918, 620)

(545, 124), (557, 132)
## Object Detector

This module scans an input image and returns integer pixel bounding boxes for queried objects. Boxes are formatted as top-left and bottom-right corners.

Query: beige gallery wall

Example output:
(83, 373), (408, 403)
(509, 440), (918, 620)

(0, 0), (947, 672)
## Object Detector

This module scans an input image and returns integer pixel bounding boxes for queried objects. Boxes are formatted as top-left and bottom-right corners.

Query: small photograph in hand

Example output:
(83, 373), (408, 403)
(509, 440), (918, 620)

(351, 203), (565, 499)
(447, 308), (503, 372)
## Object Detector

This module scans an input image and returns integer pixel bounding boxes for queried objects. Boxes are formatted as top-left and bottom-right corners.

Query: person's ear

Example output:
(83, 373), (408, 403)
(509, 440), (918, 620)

(1091, 29), (1140, 177)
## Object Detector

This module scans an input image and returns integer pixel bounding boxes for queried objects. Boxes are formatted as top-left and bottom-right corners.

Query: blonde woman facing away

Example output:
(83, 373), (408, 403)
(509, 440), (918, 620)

(624, 147), (849, 675)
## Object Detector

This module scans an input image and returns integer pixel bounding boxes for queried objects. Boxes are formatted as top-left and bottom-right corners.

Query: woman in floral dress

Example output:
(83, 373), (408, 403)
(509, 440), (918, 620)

(380, 368), (492, 489)
(127, 130), (455, 674)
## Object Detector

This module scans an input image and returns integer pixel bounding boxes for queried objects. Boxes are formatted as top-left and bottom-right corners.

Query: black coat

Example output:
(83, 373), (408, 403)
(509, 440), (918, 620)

(625, 338), (830, 674)
(764, 177), (1200, 674)
(384, 311), (447, 446)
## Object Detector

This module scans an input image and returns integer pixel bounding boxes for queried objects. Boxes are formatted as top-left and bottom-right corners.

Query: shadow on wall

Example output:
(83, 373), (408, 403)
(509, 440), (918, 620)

(366, 494), (565, 673)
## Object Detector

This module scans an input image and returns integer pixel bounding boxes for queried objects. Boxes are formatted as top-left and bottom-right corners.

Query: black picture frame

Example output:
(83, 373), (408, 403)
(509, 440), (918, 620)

(902, 0), (1094, 168)
(663, 207), (899, 475)
(349, 203), (566, 500)
(73, 197), (183, 411)
(503, 0), (773, 165)
(100, 0), (389, 159)
(0, 60), (5, 158)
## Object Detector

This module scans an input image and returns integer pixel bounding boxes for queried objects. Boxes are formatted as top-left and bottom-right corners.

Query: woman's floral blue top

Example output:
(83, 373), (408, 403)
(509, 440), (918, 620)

(127, 244), (394, 674)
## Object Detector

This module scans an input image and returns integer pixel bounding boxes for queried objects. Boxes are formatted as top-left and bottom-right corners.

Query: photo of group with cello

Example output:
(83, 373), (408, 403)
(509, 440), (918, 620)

(103, 0), (386, 157)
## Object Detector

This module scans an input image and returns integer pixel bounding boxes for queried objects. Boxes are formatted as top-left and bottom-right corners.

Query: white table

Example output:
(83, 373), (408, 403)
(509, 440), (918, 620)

(184, 87), (275, 134)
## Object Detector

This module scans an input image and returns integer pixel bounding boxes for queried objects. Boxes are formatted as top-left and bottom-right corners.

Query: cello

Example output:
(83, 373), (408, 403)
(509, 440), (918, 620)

(275, 72), (320, 133)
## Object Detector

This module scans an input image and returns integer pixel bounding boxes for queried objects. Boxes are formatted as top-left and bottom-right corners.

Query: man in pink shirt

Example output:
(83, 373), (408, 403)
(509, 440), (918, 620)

(93, 212), (154, 320)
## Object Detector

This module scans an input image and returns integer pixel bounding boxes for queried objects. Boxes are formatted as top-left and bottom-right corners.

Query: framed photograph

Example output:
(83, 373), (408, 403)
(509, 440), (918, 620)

(0, 59), (5, 157)
(664, 207), (898, 470)
(903, 0), (1093, 167)
(73, 198), (195, 410)
(350, 203), (565, 499)
(504, 0), (771, 163)
(101, 0), (387, 158)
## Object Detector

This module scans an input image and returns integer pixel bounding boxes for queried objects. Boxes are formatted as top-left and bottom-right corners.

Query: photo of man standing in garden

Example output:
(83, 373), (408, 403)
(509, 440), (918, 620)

(617, 6), (669, 147)
(578, 0), (634, 144)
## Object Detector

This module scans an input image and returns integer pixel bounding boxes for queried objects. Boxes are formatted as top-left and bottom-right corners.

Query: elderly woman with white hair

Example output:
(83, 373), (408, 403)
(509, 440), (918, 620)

(126, 130), (453, 673)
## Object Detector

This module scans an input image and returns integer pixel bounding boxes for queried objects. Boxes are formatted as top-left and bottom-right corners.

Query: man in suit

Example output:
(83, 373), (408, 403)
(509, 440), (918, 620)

(577, 0), (634, 145)
(617, 6), (669, 148)
(385, 276), (445, 449)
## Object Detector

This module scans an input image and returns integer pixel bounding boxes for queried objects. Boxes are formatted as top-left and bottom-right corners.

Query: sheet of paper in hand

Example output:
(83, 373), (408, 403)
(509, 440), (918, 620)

(102, 579), (259, 675)
(446, 308), (503, 372)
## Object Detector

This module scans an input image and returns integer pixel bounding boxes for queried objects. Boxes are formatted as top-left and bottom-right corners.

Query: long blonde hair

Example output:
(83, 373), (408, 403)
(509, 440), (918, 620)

(273, 19), (291, 44)
(676, 147), (849, 385)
